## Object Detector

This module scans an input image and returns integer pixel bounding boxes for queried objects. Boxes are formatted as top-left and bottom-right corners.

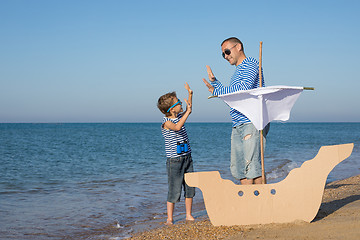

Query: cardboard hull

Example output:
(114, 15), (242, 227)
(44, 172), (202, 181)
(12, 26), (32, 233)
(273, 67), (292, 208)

(185, 143), (354, 226)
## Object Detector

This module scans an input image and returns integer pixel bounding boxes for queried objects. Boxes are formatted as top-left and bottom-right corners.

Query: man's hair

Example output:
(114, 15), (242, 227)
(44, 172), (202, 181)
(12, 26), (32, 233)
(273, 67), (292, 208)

(157, 92), (177, 116)
(221, 37), (244, 52)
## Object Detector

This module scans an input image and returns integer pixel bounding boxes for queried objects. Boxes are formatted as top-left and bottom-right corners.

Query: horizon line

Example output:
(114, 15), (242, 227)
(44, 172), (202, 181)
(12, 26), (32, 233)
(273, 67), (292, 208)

(1, 121), (360, 124)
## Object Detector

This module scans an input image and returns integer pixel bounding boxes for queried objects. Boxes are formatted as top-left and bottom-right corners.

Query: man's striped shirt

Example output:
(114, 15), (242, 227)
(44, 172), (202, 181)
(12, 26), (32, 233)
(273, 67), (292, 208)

(161, 114), (191, 158)
(211, 57), (265, 127)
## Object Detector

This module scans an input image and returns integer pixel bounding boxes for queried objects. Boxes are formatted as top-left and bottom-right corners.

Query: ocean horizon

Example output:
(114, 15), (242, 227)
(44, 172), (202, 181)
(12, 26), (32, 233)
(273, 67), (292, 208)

(1, 122), (359, 239)
(2, 121), (360, 123)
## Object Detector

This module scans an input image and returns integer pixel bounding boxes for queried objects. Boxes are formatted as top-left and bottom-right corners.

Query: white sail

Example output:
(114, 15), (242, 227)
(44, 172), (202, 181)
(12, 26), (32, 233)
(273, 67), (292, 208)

(217, 86), (304, 130)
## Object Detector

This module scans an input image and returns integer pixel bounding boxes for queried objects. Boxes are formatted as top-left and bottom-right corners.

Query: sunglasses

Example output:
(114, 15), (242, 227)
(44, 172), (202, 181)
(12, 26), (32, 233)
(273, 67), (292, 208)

(167, 99), (182, 112)
(222, 44), (237, 58)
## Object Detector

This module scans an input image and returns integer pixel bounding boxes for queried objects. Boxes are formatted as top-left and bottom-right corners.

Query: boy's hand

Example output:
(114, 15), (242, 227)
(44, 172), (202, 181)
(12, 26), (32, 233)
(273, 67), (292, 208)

(184, 82), (193, 95)
(183, 98), (192, 114)
(184, 82), (193, 107)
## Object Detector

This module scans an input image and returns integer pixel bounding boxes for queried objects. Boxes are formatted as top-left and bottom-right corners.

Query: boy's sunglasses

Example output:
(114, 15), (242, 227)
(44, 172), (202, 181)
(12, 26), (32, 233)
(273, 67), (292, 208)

(167, 99), (182, 112)
(222, 44), (237, 58)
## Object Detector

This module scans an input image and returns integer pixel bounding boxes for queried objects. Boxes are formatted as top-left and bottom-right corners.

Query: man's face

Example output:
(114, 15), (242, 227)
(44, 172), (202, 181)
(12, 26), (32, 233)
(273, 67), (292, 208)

(221, 41), (239, 66)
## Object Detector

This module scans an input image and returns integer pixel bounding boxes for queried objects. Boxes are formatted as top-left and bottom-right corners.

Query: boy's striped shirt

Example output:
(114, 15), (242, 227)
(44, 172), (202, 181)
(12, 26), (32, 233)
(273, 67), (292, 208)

(161, 114), (191, 158)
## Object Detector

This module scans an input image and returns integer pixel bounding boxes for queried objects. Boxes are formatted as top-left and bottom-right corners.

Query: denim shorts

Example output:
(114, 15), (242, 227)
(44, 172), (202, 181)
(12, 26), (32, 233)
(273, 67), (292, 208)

(230, 123), (270, 180)
(166, 154), (195, 203)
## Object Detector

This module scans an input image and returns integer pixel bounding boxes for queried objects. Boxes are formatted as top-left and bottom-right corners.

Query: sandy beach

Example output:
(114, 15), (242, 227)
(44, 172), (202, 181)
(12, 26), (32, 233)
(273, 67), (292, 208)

(127, 174), (360, 240)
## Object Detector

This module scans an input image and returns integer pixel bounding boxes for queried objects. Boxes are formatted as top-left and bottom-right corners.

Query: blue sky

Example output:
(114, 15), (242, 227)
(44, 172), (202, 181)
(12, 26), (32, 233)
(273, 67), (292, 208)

(1, 0), (359, 123)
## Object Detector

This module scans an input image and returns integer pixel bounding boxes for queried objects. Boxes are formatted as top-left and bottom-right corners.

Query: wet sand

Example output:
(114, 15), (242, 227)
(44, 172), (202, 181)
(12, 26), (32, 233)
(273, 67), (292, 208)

(127, 174), (360, 240)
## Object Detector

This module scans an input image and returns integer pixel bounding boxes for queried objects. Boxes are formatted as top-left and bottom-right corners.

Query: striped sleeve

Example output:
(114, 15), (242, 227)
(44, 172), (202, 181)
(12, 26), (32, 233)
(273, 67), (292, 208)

(211, 57), (264, 96)
(210, 57), (265, 127)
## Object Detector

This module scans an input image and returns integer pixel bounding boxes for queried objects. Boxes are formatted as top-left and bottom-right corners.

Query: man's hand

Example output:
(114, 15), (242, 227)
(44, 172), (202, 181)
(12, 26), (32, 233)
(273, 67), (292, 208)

(202, 78), (214, 94)
(203, 65), (215, 94)
(206, 65), (216, 82)
(202, 65), (215, 94)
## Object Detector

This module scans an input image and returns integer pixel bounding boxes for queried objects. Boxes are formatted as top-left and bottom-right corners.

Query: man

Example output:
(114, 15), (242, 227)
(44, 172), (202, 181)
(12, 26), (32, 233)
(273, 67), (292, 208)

(203, 37), (269, 185)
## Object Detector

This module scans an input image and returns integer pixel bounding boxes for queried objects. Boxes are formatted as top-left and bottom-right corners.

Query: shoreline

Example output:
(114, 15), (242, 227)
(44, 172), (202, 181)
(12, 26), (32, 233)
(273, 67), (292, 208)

(126, 174), (360, 240)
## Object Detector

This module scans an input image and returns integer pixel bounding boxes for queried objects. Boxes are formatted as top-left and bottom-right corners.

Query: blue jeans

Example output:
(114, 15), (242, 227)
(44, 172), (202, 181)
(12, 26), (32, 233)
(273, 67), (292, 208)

(166, 154), (195, 203)
(230, 123), (270, 180)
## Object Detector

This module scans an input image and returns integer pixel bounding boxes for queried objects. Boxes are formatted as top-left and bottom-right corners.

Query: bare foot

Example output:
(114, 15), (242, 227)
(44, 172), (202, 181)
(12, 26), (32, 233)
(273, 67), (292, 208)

(186, 215), (195, 221)
(165, 219), (173, 225)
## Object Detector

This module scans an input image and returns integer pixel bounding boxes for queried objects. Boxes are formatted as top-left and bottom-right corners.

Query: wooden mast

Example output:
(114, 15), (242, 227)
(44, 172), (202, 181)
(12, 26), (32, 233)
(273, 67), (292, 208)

(259, 41), (266, 184)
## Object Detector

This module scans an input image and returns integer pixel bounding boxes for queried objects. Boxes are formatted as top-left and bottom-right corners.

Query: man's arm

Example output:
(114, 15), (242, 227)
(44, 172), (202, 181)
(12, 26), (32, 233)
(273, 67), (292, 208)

(212, 61), (259, 96)
(203, 61), (260, 96)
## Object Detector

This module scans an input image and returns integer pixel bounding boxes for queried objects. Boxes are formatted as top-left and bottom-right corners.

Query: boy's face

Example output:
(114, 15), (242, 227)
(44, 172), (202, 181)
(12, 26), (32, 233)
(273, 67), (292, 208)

(170, 97), (183, 113)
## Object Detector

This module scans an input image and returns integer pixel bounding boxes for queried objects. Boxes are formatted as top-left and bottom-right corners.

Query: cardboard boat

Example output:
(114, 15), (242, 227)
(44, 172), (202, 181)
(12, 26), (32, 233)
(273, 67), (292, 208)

(185, 143), (354, 226)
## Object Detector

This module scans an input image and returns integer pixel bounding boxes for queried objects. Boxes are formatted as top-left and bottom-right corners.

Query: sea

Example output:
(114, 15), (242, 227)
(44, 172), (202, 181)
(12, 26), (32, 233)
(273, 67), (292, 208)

(1, 122), (359, 239)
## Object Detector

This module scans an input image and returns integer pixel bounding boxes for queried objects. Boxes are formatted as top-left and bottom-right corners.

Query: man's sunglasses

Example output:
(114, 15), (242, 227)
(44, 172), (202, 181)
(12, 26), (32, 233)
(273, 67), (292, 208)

(222, 44), (237, 58)
(167, 99), (182, 112)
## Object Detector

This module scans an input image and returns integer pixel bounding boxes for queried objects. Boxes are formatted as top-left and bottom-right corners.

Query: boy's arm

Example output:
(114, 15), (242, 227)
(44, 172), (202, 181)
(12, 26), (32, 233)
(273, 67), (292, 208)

(164, 83), (192, 131)
(163, 106), (191, 131)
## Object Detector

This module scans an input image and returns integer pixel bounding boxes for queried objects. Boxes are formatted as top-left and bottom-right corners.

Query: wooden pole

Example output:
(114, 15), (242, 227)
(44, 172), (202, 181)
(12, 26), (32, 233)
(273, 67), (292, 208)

(259, 41), (266, 184)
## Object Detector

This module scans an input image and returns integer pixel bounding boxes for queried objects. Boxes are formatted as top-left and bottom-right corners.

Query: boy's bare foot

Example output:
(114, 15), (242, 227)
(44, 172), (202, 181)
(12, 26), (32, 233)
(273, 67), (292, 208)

(165, 219), (173, 225)
(186, 215), (195, 221)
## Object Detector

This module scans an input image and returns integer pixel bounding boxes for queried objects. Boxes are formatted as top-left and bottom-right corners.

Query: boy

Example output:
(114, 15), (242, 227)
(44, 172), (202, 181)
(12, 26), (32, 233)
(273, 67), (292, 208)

(157, 82), (195, 225)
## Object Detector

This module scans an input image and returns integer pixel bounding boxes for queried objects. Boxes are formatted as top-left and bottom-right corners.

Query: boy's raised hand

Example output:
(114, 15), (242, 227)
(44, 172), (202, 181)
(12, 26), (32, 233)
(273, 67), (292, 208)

(184, 82), (193, 94)
(183, 82), (193, 114)
(184, 82), (193, 105)
(183, 98), (192, 114)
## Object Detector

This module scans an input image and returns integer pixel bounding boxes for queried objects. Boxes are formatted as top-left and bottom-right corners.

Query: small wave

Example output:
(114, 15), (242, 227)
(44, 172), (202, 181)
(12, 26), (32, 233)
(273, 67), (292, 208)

(0, 187), (64, 195)
(266, 159), (298, 183)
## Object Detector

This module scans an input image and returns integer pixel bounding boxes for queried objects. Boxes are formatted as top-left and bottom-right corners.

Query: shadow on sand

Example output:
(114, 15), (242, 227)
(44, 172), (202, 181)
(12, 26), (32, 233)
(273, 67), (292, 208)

(314, 182), (360, 222)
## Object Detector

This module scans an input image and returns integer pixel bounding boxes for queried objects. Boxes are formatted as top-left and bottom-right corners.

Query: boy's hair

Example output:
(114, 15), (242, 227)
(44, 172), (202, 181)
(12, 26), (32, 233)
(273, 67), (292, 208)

(157, 91), (177, 116)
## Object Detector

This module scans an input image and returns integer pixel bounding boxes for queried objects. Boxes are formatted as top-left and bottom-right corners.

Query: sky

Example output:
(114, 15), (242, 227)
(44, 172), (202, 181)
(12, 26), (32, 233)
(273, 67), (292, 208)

(1, 0), (360, 123)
